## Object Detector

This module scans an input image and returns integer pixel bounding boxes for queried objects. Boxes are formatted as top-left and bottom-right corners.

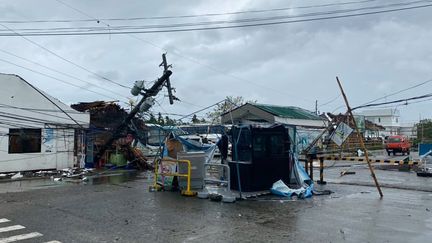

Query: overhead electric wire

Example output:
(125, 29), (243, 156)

(153, 99), (169, 115)
(55, 0), (311, 103)
(50, 0), (405, 104)
(0, 103), (88, 123)
(356, 77), (432, 107)
(0, 22), (131, 90)
(352, 93), (432, 110)
(46, 0), (432, 107)
(3, 0), (425, 34)
(0, 103), (82, 114)
(1, 76), (85, 128)
(0, 114), (58, 126)
(177, 100), (226, 121)
(1, 1), (431, 36)
(331, 105), (346, 113)
(331, 75), (432, 112)
(0, 110), (86, 127)
(0, 58), (123, 101)
(402, 96), (432, 105)
(178, 99), (206, 109)
(0, 119), (39, 129)
(2, 0), (377, 23)
(359, 96), (432, 110)
(319, 94), (341, 107)
(0, 3), (390, 33)
(0, 49), (131, 100)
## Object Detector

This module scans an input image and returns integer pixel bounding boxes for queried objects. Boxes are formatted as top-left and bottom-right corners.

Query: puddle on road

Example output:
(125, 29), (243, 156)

(0, 170), (140, 193)
(0, 178), (64, 193)
(83, 170), (139, 185)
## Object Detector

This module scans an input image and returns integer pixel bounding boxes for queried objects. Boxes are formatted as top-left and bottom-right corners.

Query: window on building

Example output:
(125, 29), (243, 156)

(8, 128), (42, 153)
(396, 118), (398, 123)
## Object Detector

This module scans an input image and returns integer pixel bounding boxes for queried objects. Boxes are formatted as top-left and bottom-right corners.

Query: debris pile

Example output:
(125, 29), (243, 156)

(71, 101), (153, 170)
(0, 168), (96, 182)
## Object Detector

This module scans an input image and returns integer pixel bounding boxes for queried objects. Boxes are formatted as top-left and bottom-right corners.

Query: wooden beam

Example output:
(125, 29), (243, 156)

(336, 76), (383, 198)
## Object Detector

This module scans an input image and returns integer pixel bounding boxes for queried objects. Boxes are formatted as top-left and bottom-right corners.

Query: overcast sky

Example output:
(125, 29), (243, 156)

(0, 0), (431, 124)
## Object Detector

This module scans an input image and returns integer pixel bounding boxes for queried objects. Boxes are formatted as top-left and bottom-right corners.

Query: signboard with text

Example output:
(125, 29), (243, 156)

(331, 122), (353, 146)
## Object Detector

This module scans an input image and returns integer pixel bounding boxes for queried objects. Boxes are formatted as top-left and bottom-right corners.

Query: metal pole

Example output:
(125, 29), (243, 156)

(336, 77), (383, 198)
(186, 160), (192, 194)
(234, 127), (243, 199)
(317, 157), (326, 184)
(309, 156), (313, 181)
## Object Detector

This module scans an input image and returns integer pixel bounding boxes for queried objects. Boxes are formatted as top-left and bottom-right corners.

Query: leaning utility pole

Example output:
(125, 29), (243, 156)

(95, 54), (175, 162)
(160, 53), (175, 105)
(336, 76), (383, 198)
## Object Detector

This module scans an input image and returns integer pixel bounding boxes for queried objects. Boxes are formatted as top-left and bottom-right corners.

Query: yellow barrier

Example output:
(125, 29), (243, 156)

(150, 158), (196, 197)
(316, 156), (419, 165)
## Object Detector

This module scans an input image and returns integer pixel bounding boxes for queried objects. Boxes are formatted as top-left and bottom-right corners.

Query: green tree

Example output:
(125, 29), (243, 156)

(416, 119), (432, 143)
(147, 113), (157, 124)
(165, 116), (176, 126)
(191, 114), (200, 124)
(157, 112), (165, 126)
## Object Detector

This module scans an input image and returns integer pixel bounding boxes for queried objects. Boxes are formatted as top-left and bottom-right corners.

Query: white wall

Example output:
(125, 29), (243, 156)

(0, 74), (89, 172)
(274, 117), (327, 128)
(366, 115), (400, 128)
(0, 74), (89, 127)
(0, 127), (76, 173)
(359, 109), (401, 134)
(400, 125), (417, 139)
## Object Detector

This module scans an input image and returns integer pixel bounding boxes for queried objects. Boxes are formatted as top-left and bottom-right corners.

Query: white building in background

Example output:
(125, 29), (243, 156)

(357, 108), (400, 137)
(0, 73), (90, 173)
(399, 122), (417, 139)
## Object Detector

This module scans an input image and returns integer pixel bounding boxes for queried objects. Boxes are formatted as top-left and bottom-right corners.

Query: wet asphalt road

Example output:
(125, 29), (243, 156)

(1, 166), (432, 243)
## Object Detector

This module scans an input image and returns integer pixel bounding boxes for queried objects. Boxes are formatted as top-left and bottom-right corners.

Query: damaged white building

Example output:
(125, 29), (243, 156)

(0, 73), (90, 173)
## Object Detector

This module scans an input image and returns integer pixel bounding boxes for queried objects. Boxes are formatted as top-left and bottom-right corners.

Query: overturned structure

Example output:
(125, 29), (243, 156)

(230, 124), (293, 192)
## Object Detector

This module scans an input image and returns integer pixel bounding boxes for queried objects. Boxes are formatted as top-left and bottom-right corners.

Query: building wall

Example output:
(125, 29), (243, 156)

(399, 125), (417, 139)
(274, 117), (326, 128)
(358, 109), (400, 136)
(0, 73), (89, 173)
(0, 127), (75, 173)
(366, 115), (400, 128)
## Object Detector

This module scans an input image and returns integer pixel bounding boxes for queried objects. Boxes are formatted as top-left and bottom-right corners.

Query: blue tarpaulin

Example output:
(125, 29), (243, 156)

(175, 135), (213, 151)
(271, 153), (313, 199)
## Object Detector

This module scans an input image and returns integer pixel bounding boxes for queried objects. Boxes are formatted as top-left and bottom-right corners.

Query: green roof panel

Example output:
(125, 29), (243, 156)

(253, 103), (322, 120)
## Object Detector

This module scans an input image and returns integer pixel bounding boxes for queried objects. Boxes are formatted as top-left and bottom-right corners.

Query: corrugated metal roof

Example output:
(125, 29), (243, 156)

(253, 103), (322, 120)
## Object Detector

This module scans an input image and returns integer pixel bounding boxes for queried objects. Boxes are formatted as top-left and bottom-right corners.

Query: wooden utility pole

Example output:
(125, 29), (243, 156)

(160, 53), (174, 105)
(336, 77), (383, 198)
(95, 54), (175, 163)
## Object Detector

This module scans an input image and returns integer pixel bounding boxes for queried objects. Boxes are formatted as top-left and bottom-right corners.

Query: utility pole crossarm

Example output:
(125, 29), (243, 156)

(161, 53), (174, 105)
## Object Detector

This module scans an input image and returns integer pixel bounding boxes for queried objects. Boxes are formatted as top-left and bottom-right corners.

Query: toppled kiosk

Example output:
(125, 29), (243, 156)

(150, 103), (323, 201)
